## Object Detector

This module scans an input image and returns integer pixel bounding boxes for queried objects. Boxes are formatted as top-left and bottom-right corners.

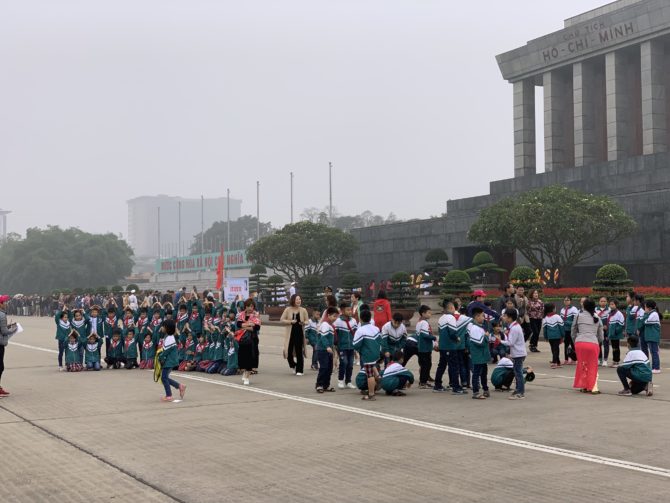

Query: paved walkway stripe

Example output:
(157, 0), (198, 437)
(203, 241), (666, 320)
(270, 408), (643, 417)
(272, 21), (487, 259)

(11, 341), (670, 479)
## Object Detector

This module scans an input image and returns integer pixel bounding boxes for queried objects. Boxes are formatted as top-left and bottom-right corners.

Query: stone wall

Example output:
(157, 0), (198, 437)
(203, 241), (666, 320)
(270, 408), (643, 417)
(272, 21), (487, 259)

(351, 152), (670, 286)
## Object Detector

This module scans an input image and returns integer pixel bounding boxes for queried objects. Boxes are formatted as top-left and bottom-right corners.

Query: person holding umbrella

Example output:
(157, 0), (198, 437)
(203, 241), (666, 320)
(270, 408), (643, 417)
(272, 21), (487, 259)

(0, 294), (18, 397)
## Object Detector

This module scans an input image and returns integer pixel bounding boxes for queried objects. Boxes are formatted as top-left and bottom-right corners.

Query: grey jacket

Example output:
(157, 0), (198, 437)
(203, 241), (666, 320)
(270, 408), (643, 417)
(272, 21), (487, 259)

(0, 310), (17, 346)
(572, 311), (604, 345)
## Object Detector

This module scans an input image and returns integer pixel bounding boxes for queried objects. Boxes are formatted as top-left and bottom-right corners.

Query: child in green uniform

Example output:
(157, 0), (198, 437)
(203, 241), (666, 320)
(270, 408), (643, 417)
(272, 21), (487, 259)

(65, 330), (83, 372)
(607, 300), (625, 368)
(353, 309), (382, 401)
(54, 309), (71, 371)
(617, 335), (653, 396)
(158, 319), (186, 402)
(105, 328), (124, 369)
(468, 307), (491, 399)
(123, 327), (139, 369)
(541, 303), (564, 368)
(190, 335), (206, 372)
(415, 305), (436, 389)
(84, 334), (103, 371)
(305, 310), (320, 371)
(642, 300), (662, 373)
(139, 333), (156, 369)
(381, 351), (414, 396)
(221, 331), (239, 376)
(206, 325), (225, 374)
(178, 332), (197, 371)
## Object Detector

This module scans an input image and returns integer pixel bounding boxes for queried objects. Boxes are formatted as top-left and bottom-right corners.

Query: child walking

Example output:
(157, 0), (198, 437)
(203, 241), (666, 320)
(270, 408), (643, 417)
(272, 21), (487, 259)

(305, 310), (320, 371)
(158, 319), (186, 402)
(315, 307), (339, 393)
(542, 303), (564, 368)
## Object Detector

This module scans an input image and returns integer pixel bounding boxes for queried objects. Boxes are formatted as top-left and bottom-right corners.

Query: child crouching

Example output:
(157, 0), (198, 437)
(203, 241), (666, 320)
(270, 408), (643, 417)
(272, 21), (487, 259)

(65, 330), (83, 372)
(380, 351), (414, 396)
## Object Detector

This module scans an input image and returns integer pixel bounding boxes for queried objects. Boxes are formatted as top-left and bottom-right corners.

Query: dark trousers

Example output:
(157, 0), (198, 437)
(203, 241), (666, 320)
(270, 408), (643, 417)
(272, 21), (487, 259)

(564, 331), (575, 361)
(599, 337), (610, 361)
(472, 363), (489, 394)
(418, 352), (432, 384)
(495, 369), (515, 389)
(252, 333), (260, 369)
(461, 351), (471, 387)
(338, 349), (354, 383)
(529, 319), (542, 348)
(513, 356), (525, 395)
(287, 331), (304, 374)
(447, 350), (463, 391)
(125, 358), (138, 369)
(549, 339), (561, 364)
(316, 350), (333, 389)
(434, 350), (448, 389)
(309, 344), (318, 368)
(161, 367), (180, 397)
(57, 339), (66, 367)
(611, 339), (621, 363)
(0, 344), (4, 383)
(403, 343), (418, 368)
(617, 366), (647, 394)
(521, 322), (531, 342)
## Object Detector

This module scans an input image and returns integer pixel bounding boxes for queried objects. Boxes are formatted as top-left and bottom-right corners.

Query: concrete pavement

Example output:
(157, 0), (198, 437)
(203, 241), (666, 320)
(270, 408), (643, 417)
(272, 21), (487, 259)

(1, 317), (669, 502)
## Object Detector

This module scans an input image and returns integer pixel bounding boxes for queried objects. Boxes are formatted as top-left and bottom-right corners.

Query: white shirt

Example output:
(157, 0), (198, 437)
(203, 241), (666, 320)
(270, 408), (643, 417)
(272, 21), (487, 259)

(128, 294), (138, 310)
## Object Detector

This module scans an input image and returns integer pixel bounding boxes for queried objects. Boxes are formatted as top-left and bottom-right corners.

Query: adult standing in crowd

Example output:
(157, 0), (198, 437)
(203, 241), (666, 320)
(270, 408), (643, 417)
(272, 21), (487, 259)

(572, 298), (604, 394)
(515, 286), (531, 343)
(373, 290), (392, 330)
(236, 298), (262, 385)
(497, 283), (516, 313)
(0, 295), (17, 397)
(280, 295), (308, 375)
(527, 289), (544, 353)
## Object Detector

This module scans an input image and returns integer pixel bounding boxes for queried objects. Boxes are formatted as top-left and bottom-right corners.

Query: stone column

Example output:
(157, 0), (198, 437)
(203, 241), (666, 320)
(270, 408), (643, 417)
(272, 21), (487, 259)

(606, 50), (630, 160)
(513, 79), (536, 177)
(573, 61), (598, 167)
(641, 39), (667, 154)
(544, 69), (574, 171)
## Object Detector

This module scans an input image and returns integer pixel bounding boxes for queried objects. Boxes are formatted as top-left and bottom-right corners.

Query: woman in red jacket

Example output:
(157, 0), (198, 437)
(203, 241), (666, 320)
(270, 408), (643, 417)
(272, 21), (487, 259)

(373, 291), (392, 330)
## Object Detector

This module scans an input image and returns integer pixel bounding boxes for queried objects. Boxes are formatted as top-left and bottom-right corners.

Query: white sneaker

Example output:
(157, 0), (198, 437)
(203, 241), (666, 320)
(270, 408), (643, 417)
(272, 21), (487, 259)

(295, 372), (303, 376)
(347, 383), (356, 389)
(652, 369), (661, 374)
(58, 366), (64, 372)
(337, 380), (345, 389)
(602, 360), (608, 367)
(243, 378), (250, 385)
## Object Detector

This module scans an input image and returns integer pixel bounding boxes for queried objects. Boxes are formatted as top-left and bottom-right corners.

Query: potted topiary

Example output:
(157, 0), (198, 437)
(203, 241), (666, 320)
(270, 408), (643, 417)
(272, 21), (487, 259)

(592, 264), (633, 300)
(442, 269), (472, 298)
(265, 274), (288, 321)
(509, 266), (542, 291)
(466, 251), (507, 286)
(339, 272), (361, 306)
(249, 264), (268, 295)
(423, 249), (452, 295)
(388, 271), (418, 322)
(299, 275), (322, 315)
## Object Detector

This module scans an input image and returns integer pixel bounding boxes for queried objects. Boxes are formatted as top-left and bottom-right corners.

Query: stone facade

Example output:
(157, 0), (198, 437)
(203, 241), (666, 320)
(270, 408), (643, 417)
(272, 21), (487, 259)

(350, 0), (670, 287)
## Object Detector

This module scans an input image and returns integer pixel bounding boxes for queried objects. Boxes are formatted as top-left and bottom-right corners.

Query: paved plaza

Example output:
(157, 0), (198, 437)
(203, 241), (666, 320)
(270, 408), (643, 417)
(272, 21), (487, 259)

(0, 317), (668, 502)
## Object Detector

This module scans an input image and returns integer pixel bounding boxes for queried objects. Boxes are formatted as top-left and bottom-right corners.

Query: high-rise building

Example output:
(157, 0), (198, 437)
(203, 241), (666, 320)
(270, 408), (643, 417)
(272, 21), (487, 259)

(127, 195), (241, 258)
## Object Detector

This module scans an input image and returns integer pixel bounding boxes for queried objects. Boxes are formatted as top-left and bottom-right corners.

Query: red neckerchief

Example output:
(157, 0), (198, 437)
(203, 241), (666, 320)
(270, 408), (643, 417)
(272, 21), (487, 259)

(562, 307), (569, 320)
(213, 316), (221, 325)
(184, 339), (194, 350)
(111, 339), (120, 348)
(190, 311), (200, 320)
(138, 316), (147, 327)
(106, 315), (116, 325)
(203, 316), (212, 326)
(125, 338), (134, 349)
(607, 310), (617, 323)
(143, 341), (152, 349)
(453, 313), (460, 321)
(123, 316), (133, 327)
(177, 313), (188, 323)
(151, 317), (162, 327)
(196, 343), (205, 353)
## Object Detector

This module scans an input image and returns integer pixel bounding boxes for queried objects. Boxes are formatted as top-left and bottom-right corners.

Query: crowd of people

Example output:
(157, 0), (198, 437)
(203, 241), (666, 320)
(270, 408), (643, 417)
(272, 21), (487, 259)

(0, 283), (661, 403)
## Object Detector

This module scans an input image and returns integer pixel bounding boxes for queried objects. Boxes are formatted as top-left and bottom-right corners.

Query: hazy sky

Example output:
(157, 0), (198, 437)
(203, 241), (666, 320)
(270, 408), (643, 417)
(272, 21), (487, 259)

(1, 0), (605, 239)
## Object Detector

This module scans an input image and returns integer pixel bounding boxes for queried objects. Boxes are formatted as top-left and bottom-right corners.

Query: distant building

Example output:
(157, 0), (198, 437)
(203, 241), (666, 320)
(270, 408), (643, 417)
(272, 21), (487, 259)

(127, 195), (241, 259)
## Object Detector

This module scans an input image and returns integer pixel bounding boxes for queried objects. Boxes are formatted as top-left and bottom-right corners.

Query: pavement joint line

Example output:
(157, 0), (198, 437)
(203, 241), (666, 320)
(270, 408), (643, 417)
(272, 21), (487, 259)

(171, 372), (670, 480)
(11, 340), (670, 477)
(0, 401), (187, 503)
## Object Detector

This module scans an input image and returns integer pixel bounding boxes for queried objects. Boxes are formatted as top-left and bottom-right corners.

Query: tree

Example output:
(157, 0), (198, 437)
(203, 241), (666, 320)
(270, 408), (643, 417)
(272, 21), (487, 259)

(509, 266), (541, 290)
(0, 226), (133, 294)
(468, 186), (637, 286)
(190, 215), (273, 255)
(298, 275), (322, 311)
(265, 275), (287, 307)
(388, 271), (418, 309)
(247, 221), (358, 280)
